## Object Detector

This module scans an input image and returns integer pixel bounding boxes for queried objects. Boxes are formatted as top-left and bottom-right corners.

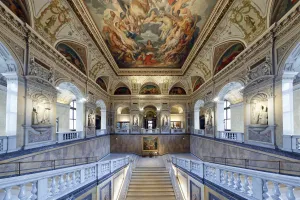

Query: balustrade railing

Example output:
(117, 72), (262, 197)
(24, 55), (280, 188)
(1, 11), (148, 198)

(282, 135), (300, 153)
(171, 129), (185, 134)
(194, 129), (205, 135)
(56, 131), (83, 143)
(141, 128), (160, 134)
(171, 156), (300, 200)
(216, 131), (244, 143)
(0, 137), (6, 154)
(96, 129), (107, 136)
(115, 129), (130, 134)
(0, 155), (135, 200)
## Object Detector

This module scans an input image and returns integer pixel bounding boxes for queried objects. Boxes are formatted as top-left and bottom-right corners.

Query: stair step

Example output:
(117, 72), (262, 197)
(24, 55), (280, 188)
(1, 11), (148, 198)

(126, 197), (175, 200)
(129, 185), (173, 188)
(129, 188), (174, 192)
(131, 178), (171, 181)
(127, 191), (175, 196)
(130, 180), (171, 184)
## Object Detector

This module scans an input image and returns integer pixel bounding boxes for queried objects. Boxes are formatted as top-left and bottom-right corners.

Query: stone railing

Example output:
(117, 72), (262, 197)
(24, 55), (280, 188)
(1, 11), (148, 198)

(171, 129), (185, 134)
(216, 131), (244, 143)
(115, 129), (130, 134)
(171, 156), (300, 200)
(96, 129), (107, 136)
(0, 137), (7, 154)
(283, 135), (300, 153)
(0, 155), (136, 200)
(56, 131), (83, 143)
(194, 129), (205, 135)
(141, 128), (160, 134)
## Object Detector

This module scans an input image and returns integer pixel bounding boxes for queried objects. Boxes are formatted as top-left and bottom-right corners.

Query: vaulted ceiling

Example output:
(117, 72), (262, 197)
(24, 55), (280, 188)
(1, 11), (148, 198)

(2, 0), (299, 94)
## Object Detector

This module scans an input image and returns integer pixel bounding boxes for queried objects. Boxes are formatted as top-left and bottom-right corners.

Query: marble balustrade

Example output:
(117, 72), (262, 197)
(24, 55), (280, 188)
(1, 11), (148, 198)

(171, 156), (300, 200)
(0, 155), (137, 200)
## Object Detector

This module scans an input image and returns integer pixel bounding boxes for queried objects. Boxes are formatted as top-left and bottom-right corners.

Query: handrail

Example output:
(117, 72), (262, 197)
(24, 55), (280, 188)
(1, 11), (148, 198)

(200, 156), (300, 176)
(0, 156), (100, 178)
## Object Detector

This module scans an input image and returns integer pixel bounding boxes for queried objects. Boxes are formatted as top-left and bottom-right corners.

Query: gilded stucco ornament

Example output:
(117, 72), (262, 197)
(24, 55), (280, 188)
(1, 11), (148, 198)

(229, 0), (266, 43)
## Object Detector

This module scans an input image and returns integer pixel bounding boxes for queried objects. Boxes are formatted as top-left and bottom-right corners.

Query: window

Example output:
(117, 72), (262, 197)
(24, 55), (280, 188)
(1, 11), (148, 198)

(224, 100), (231, 131)
(69, 100), (76, 130)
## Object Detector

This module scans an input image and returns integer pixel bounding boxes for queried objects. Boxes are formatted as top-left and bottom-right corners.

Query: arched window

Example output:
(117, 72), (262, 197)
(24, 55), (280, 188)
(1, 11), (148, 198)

(69, 100), (76, 130)
(224, 100), (231, 131)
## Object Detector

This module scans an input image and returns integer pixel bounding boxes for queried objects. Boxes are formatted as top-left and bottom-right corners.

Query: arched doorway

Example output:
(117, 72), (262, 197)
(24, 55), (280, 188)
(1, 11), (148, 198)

(96, 99), (107, 135)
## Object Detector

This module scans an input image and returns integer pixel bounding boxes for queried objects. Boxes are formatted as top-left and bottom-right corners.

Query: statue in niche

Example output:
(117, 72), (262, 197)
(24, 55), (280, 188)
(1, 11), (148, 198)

(88, 114), (94, 126)
(162, 115), (168, 126)
(257, 106), (268, 125)
(133, 116), (138, 126)
(206, 111), (213, 126)
(32, 108), (39, 125)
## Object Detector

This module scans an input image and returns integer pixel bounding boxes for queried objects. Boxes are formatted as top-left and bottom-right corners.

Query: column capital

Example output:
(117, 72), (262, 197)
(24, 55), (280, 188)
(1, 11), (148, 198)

(1, 72), (19, 81)
(282, 71), (298, 82)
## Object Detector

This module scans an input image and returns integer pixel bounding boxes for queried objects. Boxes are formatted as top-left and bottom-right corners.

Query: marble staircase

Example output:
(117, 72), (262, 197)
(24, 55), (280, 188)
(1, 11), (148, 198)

(126, 167), (176, 200)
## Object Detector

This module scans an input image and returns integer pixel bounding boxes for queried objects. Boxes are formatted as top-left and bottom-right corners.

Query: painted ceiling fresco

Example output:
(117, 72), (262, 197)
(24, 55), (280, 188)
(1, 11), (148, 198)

(140, 84), (161, 95)
(169, 86), (186, 95)
(114, 86), (131, 95)
(272, 0), (299, 23)
(84, 0), (217, 69)
(1, 0), (30, 24)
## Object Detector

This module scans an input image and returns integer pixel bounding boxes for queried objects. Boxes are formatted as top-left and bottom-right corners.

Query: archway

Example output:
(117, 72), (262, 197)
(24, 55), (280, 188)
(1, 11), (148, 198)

(0, 42), (21, 152)
(56, 82), (85, 137)
(280, 42), (300, 152)
(142, 105), (157, 130)
(194, 100), (204, 132)
(115, 106), (130, 133)
(96, 99), (107, 135)
(215, 82), (244, 133)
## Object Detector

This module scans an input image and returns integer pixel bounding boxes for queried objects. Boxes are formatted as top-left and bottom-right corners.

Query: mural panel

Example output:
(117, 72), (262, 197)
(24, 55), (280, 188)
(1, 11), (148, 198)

(56, 43), (86, 74)
(140, 84), (161, 95)
(114, 87), (131, 95)
(272, 0), (299, 23)
(193, 77), (204, 92)
(143, 136), (158, 151)
(190, 181), (201, 200)
(169, 87), (186, 95)
(1, 0), (29, 23)
(84, 0), (218, 69)
(99, 182), (111, 200)
(96, 77), (107, 91)
(214, 43), (244, 74)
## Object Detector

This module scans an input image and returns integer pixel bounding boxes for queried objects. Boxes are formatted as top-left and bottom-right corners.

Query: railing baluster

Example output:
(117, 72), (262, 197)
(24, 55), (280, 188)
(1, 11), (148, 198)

(235, 173), (242, 191)
(263, 180), (269, 200)
(4, 187), (12, 200)
(271, 181), (281, 200)
(30, 181), (38, 200)
(286, 185), (295, 200)
(18, 184), (27, 200)
(243, 175), (250, 195)
(50, 176), (58, 196)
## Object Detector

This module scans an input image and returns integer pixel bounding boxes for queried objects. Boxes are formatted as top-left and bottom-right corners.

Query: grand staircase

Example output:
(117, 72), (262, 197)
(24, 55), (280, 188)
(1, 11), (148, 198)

(126, 167), (176, 200)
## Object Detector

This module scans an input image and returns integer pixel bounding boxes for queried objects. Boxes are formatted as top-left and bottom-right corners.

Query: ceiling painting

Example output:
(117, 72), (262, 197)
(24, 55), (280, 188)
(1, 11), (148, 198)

(214, 43), (245, 75)
(192, 76), (204, 92)
(1, 0), (30, 24)
(271, 0), (299, 24)
(169, 86), (186, 95)
(96, 77), (108, 91)
(84, 0), (217, 69)
(56, 43), (86, 74)
(114, 86), (131, 95)
(140, 84), (161, 95)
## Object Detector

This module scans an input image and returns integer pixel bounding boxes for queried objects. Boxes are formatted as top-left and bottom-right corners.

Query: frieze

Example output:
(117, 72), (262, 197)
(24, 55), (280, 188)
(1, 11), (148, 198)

(28, 130), (52, 144)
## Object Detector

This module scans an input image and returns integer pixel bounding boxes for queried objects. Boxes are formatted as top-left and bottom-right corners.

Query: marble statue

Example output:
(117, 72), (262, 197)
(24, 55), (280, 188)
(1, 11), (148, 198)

(88, 114), (94, 126)
(133, 116), (138, 126)
(206, 112), (213, 126)
(162, 115), (168, 126)
(257, 106), (268, 125)
(32, 108), (39, 125)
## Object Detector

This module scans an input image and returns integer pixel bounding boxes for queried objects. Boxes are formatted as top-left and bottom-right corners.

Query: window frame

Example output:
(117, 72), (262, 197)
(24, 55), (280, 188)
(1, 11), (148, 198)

(224, 100), (231, 131)
(69, 100), (76, 131)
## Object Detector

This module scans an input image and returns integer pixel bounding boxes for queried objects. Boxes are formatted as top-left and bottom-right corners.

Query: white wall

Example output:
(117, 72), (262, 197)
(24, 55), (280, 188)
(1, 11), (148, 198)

(56, 103), (69, 132)
(117, 114), (130, 122)
(0, 87), (6, 136)
(231, 103), (244, 132)
(294, 87), (300, 134)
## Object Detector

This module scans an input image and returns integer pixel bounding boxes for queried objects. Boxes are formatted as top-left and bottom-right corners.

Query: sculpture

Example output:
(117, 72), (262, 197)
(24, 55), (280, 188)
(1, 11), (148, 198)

(162, 115), (168, 126)
(32, 108), (39, 125)
(133, 115), (138, 126)
(257, 106), (268, 125)
(88, 114), (94, 126)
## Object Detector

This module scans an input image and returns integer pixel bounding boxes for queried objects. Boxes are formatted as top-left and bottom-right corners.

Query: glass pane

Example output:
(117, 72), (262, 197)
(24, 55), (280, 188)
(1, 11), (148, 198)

(70, 101), (73, 107)
(73, 101), (77, 109)
(69, 110), (73, 119)
(224, 101), (227, 108)
(69, 120), (73, 129)
(227, 120), (231, 130)
(227, 101), (231, 106)
(227, 109), (231, 119)
(73, 120), (76, 130)
(73, 110), (77, 119)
